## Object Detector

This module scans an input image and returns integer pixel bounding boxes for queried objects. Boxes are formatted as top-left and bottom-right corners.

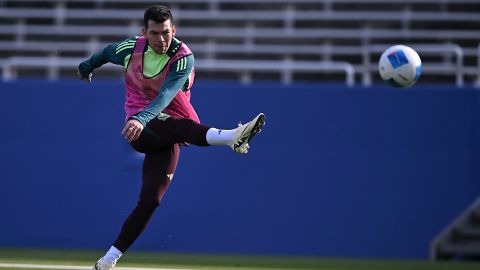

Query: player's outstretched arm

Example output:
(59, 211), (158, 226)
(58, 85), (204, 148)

(77, 69), (92, 83)
(77, 48), (110, 83)
(77, 37), (135, 83)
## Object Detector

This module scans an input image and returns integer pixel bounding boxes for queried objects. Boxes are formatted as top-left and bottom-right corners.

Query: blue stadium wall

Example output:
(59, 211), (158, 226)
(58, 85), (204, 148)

(0, 80), (479, 259)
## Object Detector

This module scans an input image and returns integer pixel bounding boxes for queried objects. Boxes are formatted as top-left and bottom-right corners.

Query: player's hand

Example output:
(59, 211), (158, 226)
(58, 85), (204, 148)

(77, 70), (92, 83)
(122, 119), (144, 142)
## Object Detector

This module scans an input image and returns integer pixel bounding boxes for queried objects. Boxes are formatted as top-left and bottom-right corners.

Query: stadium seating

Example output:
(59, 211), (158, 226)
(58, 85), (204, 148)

(0, 0), (479, 86)
(431, 196), (480, 260)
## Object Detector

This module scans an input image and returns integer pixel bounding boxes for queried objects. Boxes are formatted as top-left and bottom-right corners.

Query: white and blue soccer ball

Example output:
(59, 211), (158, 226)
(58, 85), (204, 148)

(379, 45), (422, 88)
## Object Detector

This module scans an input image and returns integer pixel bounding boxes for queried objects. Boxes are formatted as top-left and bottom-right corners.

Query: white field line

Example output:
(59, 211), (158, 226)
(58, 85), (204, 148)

(0, 263), (198, 270)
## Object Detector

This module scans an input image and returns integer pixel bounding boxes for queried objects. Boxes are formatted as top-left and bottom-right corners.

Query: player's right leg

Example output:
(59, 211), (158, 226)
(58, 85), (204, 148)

(113, 144), (179, 250)
(93, 145), (180, 270)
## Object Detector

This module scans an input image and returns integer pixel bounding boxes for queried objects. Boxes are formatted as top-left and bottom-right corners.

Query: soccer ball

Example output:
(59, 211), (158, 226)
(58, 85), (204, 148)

(378, 45), (422, 88)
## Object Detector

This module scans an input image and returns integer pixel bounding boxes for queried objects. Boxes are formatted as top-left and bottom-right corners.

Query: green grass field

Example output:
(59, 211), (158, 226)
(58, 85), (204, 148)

(0, 249), (479, 270)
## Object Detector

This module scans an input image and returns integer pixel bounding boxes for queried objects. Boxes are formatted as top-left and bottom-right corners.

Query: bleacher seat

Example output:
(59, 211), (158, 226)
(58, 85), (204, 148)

(0, 0), (479, 86)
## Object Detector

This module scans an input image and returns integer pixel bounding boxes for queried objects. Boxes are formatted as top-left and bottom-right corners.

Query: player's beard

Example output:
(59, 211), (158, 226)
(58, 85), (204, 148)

(154, 44), (168, 54)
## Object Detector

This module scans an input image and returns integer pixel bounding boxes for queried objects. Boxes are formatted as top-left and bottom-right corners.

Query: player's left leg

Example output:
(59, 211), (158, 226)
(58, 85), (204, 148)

(132, 113), (266, 154)
(131, 116), (210, 154)
(219, 112), (266, 154)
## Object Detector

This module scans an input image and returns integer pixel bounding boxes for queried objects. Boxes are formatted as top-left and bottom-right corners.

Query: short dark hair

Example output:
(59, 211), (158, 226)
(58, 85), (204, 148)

(144, 5), (173, 29)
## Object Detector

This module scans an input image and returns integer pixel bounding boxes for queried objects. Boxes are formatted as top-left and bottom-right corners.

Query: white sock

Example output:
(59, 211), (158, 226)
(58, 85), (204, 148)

(102, 246), (123, 264)
(206, 128), (236, 146)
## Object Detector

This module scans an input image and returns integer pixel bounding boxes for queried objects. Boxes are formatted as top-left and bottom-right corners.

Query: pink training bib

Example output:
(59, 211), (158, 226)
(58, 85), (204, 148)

(124, 36), (199, 124)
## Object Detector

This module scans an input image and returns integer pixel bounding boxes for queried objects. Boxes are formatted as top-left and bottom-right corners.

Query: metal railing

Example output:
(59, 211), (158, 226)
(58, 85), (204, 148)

(0, 57), (356, 86)
(0, 43), (480, 87)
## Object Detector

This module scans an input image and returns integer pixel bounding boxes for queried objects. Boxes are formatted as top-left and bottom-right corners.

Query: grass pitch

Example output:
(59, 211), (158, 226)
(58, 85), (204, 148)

(0, 248), (478, 270)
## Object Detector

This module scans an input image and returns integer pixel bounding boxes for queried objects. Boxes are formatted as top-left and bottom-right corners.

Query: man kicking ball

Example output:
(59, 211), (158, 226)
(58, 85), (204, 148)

(78, 4), (266, 270)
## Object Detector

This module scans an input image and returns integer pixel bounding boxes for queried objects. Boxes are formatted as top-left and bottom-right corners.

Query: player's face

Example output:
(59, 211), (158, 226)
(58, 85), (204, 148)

(143, 19), (176, 54)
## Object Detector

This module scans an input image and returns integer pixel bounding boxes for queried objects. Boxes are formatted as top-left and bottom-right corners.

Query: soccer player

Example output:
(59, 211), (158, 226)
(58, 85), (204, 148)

(77, 5), (265, 270)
